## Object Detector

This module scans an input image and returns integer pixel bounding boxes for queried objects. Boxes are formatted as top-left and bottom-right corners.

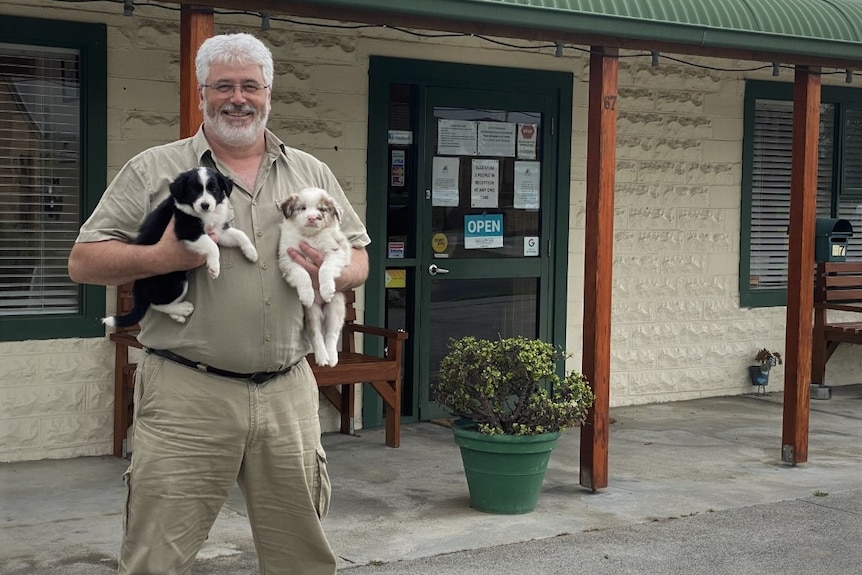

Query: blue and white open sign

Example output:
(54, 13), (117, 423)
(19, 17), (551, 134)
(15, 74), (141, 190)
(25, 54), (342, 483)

(464, 214), (504, 249)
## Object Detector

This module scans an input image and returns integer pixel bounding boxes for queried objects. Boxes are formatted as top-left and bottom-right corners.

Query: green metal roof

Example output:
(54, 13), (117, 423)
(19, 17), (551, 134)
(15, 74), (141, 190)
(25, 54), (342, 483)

(277, 0), (862, 64)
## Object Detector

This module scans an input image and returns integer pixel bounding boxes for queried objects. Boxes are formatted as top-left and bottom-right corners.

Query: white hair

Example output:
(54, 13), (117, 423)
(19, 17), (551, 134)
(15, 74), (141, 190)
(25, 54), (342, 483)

(195, 33), (274, 87)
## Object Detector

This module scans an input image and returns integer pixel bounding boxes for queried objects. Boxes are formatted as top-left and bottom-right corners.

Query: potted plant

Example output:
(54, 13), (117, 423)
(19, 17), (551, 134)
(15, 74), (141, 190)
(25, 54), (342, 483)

(436, 335), (594, 514)
(749, 348), (783, 393)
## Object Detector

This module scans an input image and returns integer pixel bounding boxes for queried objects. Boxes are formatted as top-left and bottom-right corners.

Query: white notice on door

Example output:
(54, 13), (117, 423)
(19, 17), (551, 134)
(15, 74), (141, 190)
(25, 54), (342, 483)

(478, 121), (517, 157)
(514, 161), (540, 210)
(471, 159), (499, 208)
(524, 236), (540, 256)
(432, 157), (460, 207)
(438, 119), (477, 155)
(517, 123), (538, 159)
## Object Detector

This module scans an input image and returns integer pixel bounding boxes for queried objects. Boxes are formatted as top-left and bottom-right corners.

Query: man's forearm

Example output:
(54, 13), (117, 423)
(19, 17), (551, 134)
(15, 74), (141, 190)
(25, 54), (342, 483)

(335, 247), (369, 292)
(68, 240), (171, 286)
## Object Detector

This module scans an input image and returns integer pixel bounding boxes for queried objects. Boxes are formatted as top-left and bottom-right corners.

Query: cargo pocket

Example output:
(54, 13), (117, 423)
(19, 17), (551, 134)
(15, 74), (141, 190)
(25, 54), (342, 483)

(312, 446), (331, 519)
(128, 355), (164, 456)
(122, 463), (134, 534)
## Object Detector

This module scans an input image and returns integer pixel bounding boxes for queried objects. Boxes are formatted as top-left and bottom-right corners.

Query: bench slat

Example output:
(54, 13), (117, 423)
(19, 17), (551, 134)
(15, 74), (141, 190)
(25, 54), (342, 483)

(823, 261), (862, 274)
(813, 261), (862, 388)
(824, 287), (862, 301)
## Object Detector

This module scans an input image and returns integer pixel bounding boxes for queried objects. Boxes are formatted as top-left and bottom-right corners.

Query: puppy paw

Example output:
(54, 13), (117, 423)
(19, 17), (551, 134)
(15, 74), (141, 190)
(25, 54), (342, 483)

(207, 262), (220, 279)
(319, 282), (336, 303)
(171, 301), (194, 321)
(298, 287), (315, 307)
(325, 352), (339, 367)
(242, 245), (259, 263)
(313, 350), (330, 366)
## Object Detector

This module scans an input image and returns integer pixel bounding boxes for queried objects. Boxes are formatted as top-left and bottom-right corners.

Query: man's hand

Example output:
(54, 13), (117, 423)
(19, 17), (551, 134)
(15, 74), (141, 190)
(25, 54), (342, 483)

(286, 242), (369, 292)
(287, 241), (324, 290)
(68, 217), (211, 286)
(154, 218), (209, 272)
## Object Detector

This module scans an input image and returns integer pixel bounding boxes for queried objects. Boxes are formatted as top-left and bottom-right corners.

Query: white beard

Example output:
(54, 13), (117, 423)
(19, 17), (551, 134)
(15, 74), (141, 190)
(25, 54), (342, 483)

(203, 103), (269, 147)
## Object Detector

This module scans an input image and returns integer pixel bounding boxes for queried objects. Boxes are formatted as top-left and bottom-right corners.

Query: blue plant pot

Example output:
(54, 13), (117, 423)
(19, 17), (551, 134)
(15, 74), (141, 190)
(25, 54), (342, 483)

(749, 365), (769, 386)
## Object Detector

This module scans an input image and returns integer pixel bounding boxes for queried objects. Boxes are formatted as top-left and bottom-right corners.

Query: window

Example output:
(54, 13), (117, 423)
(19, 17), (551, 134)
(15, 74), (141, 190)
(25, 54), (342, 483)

(741, 81), (862, 308)
(0, 17), (106, 341)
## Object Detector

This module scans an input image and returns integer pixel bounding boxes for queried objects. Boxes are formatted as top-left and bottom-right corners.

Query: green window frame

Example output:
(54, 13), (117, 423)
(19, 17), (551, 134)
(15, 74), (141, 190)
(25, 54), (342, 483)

(0, 16), (106, 341)
(741, 80), (862, 308)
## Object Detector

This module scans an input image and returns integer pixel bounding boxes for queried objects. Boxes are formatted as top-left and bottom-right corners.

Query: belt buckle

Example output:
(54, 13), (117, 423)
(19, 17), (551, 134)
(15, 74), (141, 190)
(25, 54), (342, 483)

(250, 371), (275, 385)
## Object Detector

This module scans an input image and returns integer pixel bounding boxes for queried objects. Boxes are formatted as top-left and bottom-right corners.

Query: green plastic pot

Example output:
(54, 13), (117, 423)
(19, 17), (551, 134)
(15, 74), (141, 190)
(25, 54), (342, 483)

(452, 426), (561, 514)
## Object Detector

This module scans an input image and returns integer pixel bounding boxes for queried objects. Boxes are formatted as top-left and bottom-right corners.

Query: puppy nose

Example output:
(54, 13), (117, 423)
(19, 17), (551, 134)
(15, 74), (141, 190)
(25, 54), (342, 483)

(200, 202), (210, 211)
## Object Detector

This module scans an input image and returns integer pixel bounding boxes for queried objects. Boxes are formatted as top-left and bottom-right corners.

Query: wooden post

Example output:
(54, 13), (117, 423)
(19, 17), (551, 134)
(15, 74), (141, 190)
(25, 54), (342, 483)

(781, 67), (821, 465)
(580, 46), (618, 491)
(180, 5), (213, 138)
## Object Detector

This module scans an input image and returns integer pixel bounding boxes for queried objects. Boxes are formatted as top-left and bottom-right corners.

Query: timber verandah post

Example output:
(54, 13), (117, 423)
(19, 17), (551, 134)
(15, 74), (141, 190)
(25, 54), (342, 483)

(180, 5), (213, 138)
(580, 46), (618, 491)
(781, 67), (821, 465)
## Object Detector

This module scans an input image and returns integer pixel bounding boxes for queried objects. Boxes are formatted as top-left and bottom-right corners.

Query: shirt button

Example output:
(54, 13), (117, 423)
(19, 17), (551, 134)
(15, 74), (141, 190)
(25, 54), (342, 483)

(265, 334), (272, 341)
(265, 297), (272, 305)
(261, 263), (268, 270)
(252, 200), (257, 206)
(256, 230), (263, 237)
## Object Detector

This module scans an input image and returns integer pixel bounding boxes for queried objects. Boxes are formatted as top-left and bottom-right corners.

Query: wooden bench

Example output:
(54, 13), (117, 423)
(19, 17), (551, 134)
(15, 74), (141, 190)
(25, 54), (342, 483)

(110, 285), (407, 457)
(812, 261), (862, 388)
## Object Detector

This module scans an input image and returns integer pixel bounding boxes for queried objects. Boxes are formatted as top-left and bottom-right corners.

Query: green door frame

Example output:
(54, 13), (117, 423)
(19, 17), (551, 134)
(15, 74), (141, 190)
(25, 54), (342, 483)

(363, 56), (573, 429)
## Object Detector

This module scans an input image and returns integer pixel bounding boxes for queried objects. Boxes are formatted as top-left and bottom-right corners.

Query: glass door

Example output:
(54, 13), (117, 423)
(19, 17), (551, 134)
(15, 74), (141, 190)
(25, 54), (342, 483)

(417, 87), (556, 419)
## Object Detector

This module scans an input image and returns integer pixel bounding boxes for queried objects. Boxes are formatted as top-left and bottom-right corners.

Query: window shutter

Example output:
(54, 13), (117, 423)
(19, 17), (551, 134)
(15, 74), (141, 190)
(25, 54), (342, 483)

(0, 45), (81, 316)
(748, 99), (832, 291)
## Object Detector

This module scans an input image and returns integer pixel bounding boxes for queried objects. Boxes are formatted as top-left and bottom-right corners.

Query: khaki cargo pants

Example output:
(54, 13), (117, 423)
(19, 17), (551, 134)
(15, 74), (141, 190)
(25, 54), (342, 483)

(120, 354), (335, 575)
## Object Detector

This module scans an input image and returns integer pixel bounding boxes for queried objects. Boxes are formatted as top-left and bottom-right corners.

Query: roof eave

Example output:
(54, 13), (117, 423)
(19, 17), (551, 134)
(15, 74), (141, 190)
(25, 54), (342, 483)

(176, 0), (862, 67)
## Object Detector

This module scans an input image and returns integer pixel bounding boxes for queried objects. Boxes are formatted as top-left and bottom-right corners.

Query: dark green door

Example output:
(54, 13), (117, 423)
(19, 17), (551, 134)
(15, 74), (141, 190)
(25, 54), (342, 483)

(365, 58), (572, 426)
(416, 87), (560, 419)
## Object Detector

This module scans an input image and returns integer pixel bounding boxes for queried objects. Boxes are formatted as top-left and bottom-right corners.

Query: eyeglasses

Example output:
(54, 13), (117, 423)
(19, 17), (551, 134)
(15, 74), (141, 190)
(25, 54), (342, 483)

(201, 82), (270, 95)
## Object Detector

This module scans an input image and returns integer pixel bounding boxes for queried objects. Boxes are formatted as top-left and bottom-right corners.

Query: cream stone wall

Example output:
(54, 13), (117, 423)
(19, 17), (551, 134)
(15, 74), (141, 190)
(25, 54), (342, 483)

(1, 0), (859, 461)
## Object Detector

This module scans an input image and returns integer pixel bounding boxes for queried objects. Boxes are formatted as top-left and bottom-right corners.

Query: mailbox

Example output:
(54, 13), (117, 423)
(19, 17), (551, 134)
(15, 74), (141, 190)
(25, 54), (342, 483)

(815, 218), (853, 262)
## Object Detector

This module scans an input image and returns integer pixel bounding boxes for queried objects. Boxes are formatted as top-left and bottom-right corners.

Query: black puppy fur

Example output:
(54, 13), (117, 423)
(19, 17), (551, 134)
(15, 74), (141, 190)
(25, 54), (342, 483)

(103, 167), (252, 328)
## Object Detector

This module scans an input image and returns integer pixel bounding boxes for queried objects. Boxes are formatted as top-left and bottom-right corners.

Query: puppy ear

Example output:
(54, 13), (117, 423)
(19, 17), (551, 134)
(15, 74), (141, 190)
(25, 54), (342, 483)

(280, 195), (299, 219)
(169, 171), (190, 197)
(215, 171), (234, 197)
(322, 194), (343, 223)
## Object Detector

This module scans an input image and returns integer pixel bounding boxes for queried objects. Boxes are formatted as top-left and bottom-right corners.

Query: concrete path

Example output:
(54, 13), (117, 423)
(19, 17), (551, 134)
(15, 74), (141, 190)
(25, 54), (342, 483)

(2, 385), (862, 574)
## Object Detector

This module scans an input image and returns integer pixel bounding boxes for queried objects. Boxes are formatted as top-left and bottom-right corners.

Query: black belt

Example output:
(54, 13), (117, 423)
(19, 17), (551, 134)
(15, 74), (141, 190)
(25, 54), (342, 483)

(147, 349), (296, 384)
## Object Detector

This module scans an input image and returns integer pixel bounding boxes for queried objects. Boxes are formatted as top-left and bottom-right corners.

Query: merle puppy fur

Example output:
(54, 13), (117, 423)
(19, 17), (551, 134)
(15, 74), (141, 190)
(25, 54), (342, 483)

(102, 167), (258, 328)
(277, 187), (351, 366)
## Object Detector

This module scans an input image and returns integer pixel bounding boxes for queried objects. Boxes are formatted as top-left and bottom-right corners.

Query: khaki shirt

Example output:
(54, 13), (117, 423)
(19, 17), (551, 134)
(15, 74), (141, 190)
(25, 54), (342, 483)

(77, 127), (371, 373)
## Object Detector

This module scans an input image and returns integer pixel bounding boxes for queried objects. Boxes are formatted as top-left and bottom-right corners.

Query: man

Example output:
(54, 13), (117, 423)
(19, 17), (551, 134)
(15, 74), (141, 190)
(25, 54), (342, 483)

(68, 33), (369, 575)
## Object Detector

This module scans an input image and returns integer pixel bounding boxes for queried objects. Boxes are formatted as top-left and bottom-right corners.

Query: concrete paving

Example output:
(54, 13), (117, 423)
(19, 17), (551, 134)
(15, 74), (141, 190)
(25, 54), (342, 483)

(3, 385), (862, 574)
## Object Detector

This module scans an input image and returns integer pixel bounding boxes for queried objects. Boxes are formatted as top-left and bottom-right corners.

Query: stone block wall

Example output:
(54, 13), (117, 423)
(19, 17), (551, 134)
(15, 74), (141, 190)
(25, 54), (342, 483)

(0, 0), (858, 460)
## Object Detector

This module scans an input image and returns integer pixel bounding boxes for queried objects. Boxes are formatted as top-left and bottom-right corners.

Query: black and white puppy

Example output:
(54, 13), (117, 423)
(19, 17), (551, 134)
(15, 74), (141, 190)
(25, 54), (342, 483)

(277, 187), (351, 367)
(102, 167), (258, 328)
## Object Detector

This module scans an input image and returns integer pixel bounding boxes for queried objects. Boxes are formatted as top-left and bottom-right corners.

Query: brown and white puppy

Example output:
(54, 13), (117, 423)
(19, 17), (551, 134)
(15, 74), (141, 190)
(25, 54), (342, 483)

(277, 187), (351, 367)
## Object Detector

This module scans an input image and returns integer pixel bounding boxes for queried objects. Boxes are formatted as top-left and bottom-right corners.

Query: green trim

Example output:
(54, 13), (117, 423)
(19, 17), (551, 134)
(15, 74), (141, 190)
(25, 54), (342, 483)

(279, 0), (862, 63)
(0, 16), (107, 341)
(740, 79), (862, 308)
(553, 79), (573, 349)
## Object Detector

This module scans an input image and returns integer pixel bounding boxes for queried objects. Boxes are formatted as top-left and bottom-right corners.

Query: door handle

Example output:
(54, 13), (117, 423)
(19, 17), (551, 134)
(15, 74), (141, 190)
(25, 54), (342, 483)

(428, 264), (450, 276)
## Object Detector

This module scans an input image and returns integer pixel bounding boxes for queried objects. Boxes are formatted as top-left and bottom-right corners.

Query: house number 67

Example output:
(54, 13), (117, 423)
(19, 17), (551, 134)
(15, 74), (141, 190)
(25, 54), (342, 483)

(603, 95), (617, 110)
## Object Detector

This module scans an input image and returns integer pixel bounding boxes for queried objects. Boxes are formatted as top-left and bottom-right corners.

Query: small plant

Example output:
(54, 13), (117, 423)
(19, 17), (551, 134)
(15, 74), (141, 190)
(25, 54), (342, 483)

(755, 348), (783, 372)
(437, 336), (595, 436)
